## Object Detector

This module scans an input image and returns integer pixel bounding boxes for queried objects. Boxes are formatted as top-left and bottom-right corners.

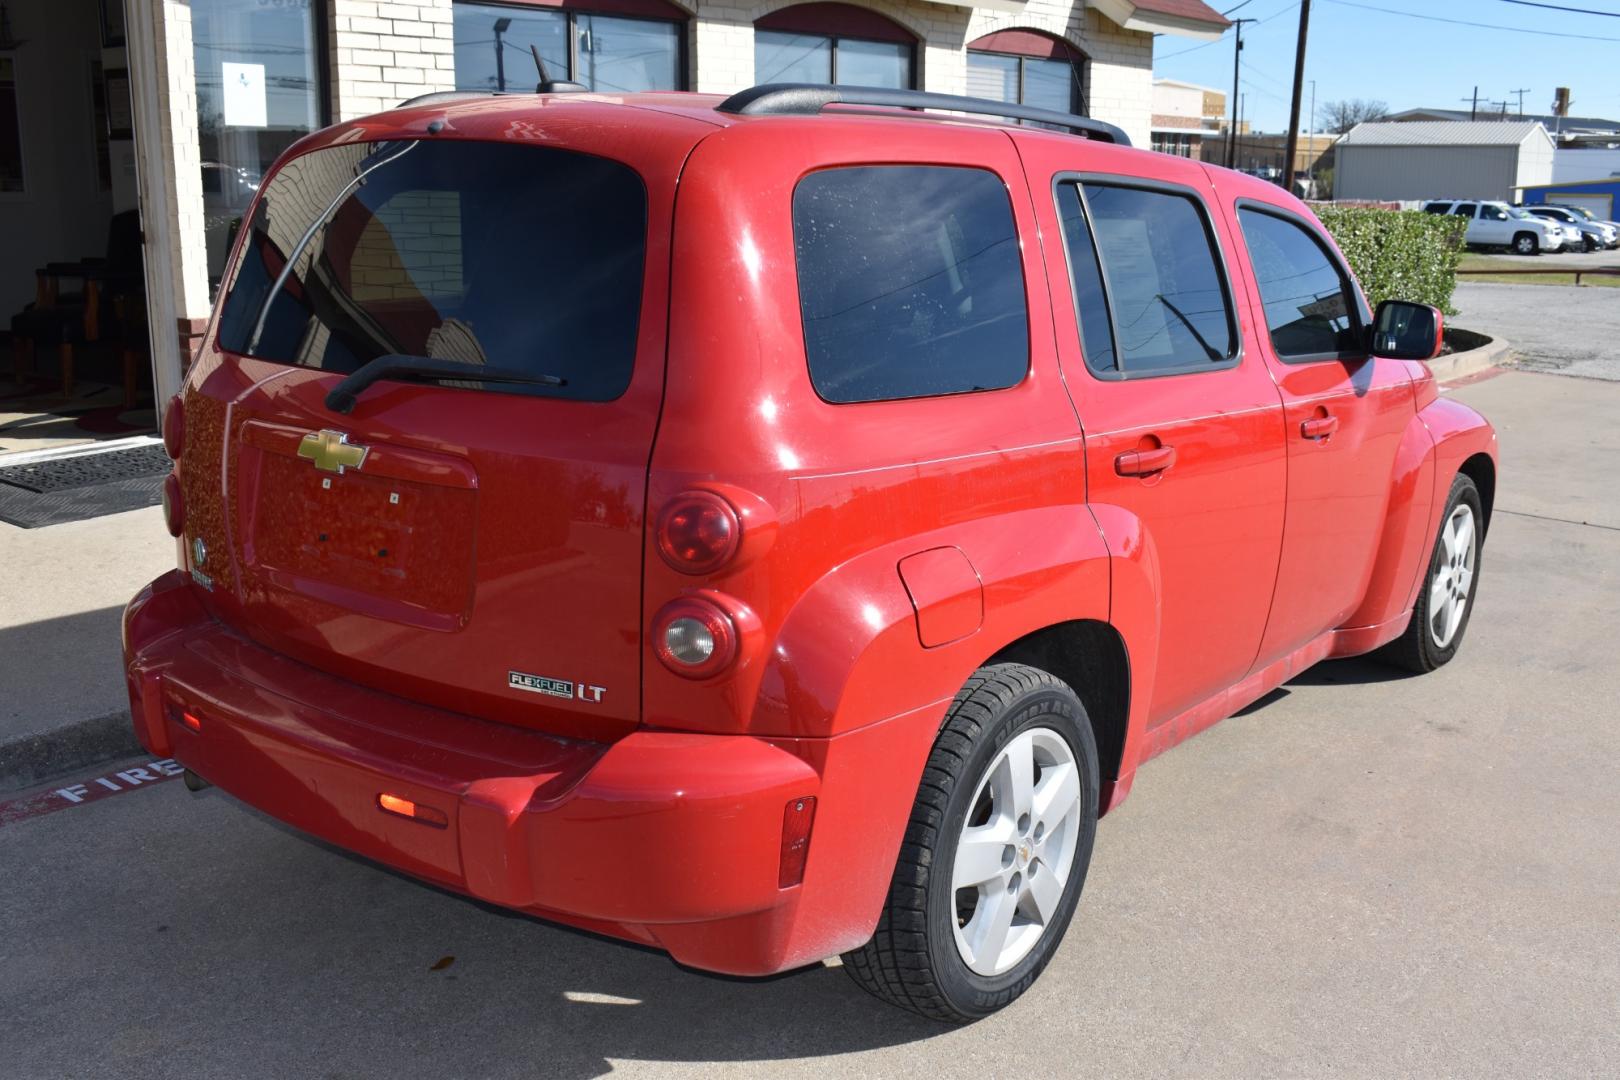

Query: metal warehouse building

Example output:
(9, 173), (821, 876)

(1333, 120), (1555, 203)
(1518, 177), (1620, 220)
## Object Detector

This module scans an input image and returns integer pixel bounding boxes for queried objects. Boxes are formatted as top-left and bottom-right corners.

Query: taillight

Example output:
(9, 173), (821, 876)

(779, 797), (817, 888)
(161, 471), (184, 537)
(656, 490), (740, 574)
(652, 596), (738, 679)
(162, 394), (185, 460)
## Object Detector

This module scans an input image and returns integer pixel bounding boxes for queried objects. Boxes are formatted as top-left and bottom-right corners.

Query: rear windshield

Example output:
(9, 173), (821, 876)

(215, 139), (647, 401)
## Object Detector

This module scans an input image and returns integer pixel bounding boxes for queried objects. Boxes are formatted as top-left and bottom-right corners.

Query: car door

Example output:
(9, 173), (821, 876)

(1221, 197), (1416, 667)
(1451, 202), (1481, 244)
(1020, 144), (1288, 727)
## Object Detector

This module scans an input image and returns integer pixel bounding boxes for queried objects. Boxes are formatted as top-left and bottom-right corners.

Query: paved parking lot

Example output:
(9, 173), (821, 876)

(2, 370), (1617, 1079)
(1453, 280), (1620, 380)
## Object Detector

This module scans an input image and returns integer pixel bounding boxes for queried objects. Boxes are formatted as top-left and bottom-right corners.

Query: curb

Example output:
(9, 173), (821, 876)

(1431, 334), (1516, 384)
(0, 709), (141, 793)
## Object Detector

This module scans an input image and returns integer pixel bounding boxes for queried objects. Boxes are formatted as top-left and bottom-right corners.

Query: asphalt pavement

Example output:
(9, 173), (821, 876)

(2, 368), (1617, 1079)
(1453, 280), (1620, 380)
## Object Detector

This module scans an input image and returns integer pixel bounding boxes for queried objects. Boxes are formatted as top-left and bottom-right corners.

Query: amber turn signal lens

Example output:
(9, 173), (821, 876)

(656, 491), (741, 574)
(161, 471), (184, 537)
(377, 792), (449, 828)
(162, 394), (185, 460)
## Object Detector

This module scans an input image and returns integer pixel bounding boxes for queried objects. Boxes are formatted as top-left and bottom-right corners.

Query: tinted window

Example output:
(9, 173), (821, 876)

(1072, 183), (1236, 374)
(1453, 203), (1477, 218)
(755, 30), (912, 89)
(1238, 207), (1361, 360)
(792, 166), (1028, 403)
(217, 140), (647, 401)
(1423, 202), (1451, 215)
(453, 4), (679, 93)
(1055, 183), (1115, 372)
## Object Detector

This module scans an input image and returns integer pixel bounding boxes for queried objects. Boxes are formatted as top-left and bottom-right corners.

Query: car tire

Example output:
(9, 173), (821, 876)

(1379, 473), (1484, 673)
(841, 663), (1099, 1023)
(1585, 235), (1601, 253)
(1512, 232), (1539, 255)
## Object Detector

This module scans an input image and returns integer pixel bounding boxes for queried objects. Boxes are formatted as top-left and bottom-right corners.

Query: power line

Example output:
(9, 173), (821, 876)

(1493, 0), (1620, 16)
(1321, 0), (1620, 41)
(1158, 0), (1299, 61)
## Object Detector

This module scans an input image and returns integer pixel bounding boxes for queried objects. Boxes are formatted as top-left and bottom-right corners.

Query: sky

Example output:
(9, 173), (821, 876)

(1152, 0), (1620, 133)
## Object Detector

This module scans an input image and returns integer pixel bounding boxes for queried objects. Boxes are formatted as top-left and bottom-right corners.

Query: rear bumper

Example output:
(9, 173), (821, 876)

(124, 570), (939, 975)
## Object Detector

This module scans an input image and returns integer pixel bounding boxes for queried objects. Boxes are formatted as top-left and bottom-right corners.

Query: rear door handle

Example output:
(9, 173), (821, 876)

(1300, 415), (1340, 440)
(1115, 446), (1176, 477)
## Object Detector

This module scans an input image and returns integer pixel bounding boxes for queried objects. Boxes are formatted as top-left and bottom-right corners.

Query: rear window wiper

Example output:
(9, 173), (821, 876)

(326, 354), (567, 414)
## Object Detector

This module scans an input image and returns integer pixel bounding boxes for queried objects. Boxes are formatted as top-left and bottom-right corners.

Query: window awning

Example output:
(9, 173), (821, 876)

(1090, 0), (1232, 41)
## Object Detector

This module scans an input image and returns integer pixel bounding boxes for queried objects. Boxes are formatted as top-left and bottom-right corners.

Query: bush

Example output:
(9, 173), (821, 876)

(1313, 206), (1468, 314)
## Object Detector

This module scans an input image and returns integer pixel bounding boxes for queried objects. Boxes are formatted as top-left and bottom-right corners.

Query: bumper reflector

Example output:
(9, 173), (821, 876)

(180, 711), (202, 732)
(378, 792), (449, 829)
(778, 796), (817, 888)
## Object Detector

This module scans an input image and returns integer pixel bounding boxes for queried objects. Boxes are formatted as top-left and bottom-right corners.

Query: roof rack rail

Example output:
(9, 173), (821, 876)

(715, 83), (1131, 146)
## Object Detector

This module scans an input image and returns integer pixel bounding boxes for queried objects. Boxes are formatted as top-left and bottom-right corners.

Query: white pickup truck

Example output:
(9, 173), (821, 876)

(1422, 199), (1563, 255)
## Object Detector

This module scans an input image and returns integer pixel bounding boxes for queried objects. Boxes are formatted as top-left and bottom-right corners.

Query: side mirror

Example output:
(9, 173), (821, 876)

(1371, 300), (1444, 361)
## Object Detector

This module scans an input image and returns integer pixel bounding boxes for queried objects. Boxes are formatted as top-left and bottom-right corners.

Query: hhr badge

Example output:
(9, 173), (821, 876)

(509, 670), (606, 703)
(297, 429), (369, 474)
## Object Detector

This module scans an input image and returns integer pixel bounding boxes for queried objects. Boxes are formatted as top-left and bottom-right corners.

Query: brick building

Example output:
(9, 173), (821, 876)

(2, 0), (1227, 406)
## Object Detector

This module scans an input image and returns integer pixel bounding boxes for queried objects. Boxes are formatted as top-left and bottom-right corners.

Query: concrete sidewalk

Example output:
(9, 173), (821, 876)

(0, 506), (173, 787)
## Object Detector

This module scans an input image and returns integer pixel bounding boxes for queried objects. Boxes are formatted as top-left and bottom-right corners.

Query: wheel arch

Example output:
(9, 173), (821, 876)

(1458, 451), (1496, 537)
(985, 619), (1130, 808)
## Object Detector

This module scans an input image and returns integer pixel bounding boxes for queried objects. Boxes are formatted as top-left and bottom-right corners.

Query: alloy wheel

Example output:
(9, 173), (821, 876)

(951, 726), (1083, 976)
(1429, 502), (1477, 649)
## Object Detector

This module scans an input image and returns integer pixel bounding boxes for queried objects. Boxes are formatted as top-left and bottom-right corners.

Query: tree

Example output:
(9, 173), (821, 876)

(1321, 99), (1389, 134)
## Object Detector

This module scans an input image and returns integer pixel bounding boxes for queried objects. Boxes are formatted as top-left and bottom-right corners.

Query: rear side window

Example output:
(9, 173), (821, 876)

(791, 165), (1029, 404)
(1452, 203), (1477, 218)
(1237, 207), (1362, 361)
(1055, 180), (1237, 376)
(216, 140), (647, 401)
(1422, 202), (1451, 215)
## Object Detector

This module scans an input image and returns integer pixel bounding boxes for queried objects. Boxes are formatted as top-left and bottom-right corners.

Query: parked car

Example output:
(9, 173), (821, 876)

(1513, 206), (1583, 250)
(1423, 198), (1563, 254)
(1528, 204), (1620, 250)
(125, 85), (1498, 1024)
(1556, 202), (1620, 240)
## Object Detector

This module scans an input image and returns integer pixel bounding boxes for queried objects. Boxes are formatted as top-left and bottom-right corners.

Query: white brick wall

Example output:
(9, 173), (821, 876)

(319, 0), (1153, 139)
(329, 0), (456, 121)
(686, 0), (1154, 146)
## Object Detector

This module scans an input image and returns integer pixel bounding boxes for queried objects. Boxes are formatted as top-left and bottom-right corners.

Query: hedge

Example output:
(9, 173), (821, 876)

(1313, 206), (1468, 315)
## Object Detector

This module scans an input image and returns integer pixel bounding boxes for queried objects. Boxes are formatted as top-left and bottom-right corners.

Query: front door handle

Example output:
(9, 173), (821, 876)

(1300, 414), (1340, 440)
(1115, 446), (1177, 477)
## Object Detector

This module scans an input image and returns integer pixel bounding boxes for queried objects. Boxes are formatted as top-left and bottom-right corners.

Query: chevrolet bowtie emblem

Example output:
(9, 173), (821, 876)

(297, 429), (369, 474)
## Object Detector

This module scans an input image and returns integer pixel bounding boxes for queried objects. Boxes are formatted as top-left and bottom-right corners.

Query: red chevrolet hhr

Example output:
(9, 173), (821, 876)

(125, 84), (1497, 1022)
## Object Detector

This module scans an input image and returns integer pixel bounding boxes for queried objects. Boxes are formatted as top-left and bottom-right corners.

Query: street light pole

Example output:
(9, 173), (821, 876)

(494, 17), (512, 92)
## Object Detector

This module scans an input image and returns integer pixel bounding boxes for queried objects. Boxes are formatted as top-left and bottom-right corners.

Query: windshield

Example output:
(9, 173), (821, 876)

(215, 139), (648, 401)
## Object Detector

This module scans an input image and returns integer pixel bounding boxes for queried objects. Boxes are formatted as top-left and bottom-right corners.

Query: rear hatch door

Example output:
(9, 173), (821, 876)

(180, 107), (705, 741)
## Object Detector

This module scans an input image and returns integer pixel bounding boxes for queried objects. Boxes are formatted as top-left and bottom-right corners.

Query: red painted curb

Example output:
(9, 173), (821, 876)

(0, 758), (184, 827)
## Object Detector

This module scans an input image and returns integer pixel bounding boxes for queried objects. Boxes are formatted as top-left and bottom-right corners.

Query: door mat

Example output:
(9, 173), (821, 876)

(0, 445), (170, 528)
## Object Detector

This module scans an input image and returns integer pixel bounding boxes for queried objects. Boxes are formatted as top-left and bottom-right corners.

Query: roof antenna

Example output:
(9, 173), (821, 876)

(530, 43), (588, 95)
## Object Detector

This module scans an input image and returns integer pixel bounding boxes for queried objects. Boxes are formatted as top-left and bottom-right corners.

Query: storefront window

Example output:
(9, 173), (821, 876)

(965, 31), (1085, 122)
(191, 0), (323, 287)
(754, 5), (914, 89)
(453, 3), (682, 94)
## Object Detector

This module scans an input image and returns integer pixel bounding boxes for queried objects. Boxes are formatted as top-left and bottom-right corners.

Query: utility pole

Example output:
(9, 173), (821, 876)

(1464, 86), (1478, 121)
(1281, 0), (1312, 192)
(1510, 87), (1530, 117)
(1226, 18), (1257, 168)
